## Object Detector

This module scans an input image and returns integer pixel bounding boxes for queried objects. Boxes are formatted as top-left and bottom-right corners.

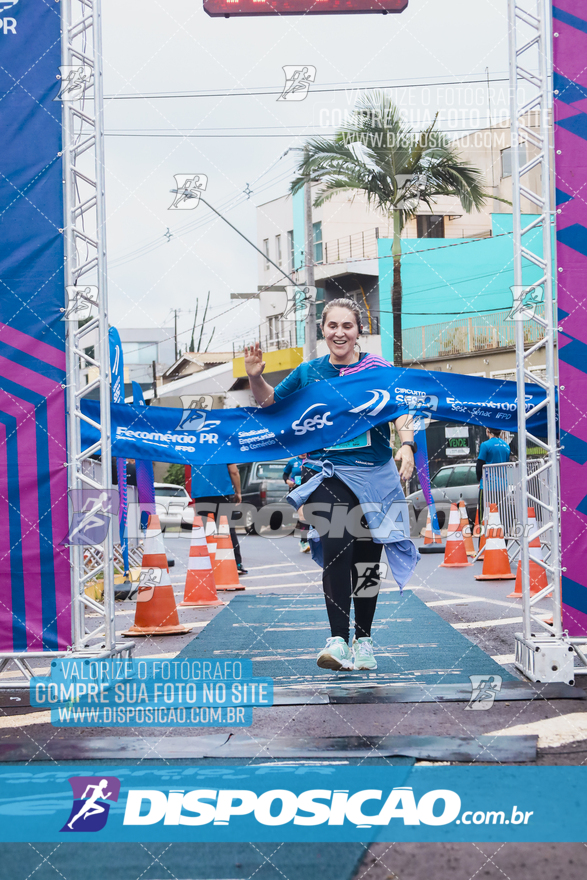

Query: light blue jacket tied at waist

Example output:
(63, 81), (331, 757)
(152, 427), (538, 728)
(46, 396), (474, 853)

(286, 460), (420, 592)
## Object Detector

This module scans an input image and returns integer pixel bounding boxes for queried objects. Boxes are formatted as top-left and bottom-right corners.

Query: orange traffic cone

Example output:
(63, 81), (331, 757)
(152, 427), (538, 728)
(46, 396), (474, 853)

(420, 509), (444, 555)
(475, 504), (515, 580)
(180, 516), (226, 607)
(459, 499), (476, 557)
(508, 508), (551, 598)
(477, 508), (487, 560)
(441, 503), (473, 568)
(213, 515), (244, 591)
(123, 514), (190, 636)
(473, 505), (485, 561)
(205, 513), (217, 566)
(424, 510), (442, 545)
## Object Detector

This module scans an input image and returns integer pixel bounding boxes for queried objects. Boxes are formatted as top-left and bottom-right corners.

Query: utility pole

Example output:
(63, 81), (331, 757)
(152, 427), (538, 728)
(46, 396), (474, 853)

(304, 149), (317, 359)
(151, 360), (158, 399)
(173, 308), (179, 361)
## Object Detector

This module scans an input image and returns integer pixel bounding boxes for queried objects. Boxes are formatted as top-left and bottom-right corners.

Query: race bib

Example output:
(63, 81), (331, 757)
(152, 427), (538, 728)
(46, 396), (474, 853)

(324, 431), (371, 451)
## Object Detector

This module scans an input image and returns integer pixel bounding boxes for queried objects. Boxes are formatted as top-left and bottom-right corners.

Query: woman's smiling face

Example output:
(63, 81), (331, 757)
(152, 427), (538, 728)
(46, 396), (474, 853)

(322, 307), (360, 363)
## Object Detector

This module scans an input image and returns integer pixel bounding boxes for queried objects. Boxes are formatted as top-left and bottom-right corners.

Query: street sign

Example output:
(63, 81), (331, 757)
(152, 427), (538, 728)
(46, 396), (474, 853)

(204, 0), (408, 17)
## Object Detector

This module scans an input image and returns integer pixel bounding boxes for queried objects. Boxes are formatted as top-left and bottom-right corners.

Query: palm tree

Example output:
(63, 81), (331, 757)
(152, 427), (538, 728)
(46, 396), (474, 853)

(291, 91), (488, 366)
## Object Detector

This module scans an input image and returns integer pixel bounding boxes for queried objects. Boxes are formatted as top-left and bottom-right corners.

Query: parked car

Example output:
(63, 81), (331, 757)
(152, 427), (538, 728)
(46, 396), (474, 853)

(237, 459), (294, 534)
(154, 482), (191, 530)
(406, 462), (479, 534)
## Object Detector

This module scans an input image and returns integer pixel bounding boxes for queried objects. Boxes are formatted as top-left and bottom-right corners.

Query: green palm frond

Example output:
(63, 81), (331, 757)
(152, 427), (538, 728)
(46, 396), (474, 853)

(290, 90), (488, 222)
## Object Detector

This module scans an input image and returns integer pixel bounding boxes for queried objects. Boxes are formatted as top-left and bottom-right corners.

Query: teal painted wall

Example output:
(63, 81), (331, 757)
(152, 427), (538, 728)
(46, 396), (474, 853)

(378, 214), (549, 363)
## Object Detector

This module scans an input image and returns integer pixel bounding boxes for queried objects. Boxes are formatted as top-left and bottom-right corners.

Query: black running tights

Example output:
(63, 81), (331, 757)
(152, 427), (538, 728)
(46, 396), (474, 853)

(307, 476), (382, 643)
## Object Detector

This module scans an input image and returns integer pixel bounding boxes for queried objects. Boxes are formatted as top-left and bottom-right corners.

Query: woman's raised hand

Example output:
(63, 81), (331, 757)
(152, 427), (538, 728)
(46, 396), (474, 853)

(244, 342), (265, 378)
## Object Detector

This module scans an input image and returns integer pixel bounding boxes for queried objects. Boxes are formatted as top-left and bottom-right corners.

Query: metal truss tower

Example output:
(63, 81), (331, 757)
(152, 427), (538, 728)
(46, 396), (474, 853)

(60, 0), (130, 660)
(507, 0), (573, 682)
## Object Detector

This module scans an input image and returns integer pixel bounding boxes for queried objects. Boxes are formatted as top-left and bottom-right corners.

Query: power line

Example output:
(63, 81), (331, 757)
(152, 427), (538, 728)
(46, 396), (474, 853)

(103, 74), (511, 101)
(108, 161), (296, 269)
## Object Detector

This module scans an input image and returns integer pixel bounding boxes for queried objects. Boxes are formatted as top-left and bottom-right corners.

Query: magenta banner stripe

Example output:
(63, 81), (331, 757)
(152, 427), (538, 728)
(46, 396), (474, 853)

(0, 322), (66, 371)
(0, 356), (70, 648)
(0, 391), (43, 650)
(554, 21), (587, 85)
(0, 423), (13, 651)
(0, 355), (69, 592)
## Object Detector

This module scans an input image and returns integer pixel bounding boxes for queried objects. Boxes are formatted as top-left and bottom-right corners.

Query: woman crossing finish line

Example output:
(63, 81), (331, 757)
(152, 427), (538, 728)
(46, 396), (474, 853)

(244, 298), (420, 673)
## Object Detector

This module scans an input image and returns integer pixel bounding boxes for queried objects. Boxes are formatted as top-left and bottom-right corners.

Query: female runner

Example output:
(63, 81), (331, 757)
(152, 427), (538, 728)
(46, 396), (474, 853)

(244, 298), (419, 671)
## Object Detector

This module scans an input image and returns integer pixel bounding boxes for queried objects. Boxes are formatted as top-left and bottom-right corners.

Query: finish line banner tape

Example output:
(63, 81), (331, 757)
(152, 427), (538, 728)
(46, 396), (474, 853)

(80, 366), (551, 466)
(0, 766), (584, 842)
(29, 658), (272, 728)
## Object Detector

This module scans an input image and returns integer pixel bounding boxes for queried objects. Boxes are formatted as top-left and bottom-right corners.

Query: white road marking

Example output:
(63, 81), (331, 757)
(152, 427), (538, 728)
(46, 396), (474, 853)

(0, 711), (52, 729)
(245, 562), (307, 571)
(244, 582), (322, 591)
(415, 585), (546, 610)
(453, 616), (549, 629)
(491, 654), (516, 664)
(487, 713), (587, 748)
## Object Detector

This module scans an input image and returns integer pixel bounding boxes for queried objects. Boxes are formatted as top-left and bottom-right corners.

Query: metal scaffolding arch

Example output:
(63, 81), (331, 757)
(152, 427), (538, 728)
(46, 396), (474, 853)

(507, 0), (574, 682)
(60, 0), (132, 662)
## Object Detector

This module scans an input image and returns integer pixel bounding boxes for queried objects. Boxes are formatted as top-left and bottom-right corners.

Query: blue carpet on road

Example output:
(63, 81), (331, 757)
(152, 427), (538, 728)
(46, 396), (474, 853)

(179, 590), (515, 686)
(0, 843), (367, 880)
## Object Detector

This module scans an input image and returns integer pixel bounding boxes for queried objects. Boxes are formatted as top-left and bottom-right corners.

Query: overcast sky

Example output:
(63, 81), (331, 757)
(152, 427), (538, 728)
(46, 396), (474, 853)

(101, 0), (513, 354)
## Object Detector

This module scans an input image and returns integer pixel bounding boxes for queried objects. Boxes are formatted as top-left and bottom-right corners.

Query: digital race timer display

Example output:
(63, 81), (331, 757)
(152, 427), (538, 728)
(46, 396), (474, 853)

(204, 0), (408, 17)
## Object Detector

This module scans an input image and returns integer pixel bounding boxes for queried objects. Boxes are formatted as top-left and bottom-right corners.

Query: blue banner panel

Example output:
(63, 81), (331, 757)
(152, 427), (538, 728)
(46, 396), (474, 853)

(0, 2), (70, 649)
(0, 766), (584, 842)
(81, 366), (550, 466)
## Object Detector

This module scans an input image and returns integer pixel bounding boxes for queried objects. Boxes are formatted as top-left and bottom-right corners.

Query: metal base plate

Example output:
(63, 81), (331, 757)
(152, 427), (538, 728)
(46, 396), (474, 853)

(0, 733), (537, 763)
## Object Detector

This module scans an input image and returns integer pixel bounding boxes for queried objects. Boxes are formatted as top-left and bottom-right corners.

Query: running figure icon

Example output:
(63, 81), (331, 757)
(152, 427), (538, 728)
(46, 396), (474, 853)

(61, 776), (121, 833)
(278, 66), (316, 101)
(67, 780), (112, 829)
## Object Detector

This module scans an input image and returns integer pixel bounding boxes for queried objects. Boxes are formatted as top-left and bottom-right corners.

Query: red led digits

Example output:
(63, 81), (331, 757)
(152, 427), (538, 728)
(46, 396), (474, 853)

(204, 0), (408, 18)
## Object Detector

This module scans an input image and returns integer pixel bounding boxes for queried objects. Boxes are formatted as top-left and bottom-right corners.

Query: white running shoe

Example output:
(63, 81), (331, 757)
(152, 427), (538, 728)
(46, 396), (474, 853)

(317, 636), (354, 671)
(352, 637), (377, 671)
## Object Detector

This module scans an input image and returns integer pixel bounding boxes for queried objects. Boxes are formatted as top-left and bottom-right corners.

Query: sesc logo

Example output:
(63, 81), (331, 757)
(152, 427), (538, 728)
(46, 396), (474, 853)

(0, 0), (17, 11)
(349, 389), (390, 418)
(61, 776), (121, 833)
(292, 403), (333, 436)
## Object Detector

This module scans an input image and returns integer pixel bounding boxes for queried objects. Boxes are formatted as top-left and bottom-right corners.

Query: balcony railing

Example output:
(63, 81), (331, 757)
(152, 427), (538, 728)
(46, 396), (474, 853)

(233, 330), (297, 357)
(323, 228), (379, 264)
(402, 305), (546, 362)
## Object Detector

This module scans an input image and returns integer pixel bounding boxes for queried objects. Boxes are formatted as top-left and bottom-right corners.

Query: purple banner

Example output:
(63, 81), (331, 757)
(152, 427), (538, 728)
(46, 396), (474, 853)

(0, 4), (70, 650)
(553, 2), (587, 635)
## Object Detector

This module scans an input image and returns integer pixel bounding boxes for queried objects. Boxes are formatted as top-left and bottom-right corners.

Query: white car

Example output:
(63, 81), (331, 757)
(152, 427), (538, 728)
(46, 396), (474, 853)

(154, 482), (191, 530)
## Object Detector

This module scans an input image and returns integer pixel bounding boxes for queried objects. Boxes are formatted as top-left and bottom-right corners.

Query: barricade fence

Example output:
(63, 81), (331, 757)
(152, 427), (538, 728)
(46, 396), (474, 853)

(483, 459), (551, 559)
